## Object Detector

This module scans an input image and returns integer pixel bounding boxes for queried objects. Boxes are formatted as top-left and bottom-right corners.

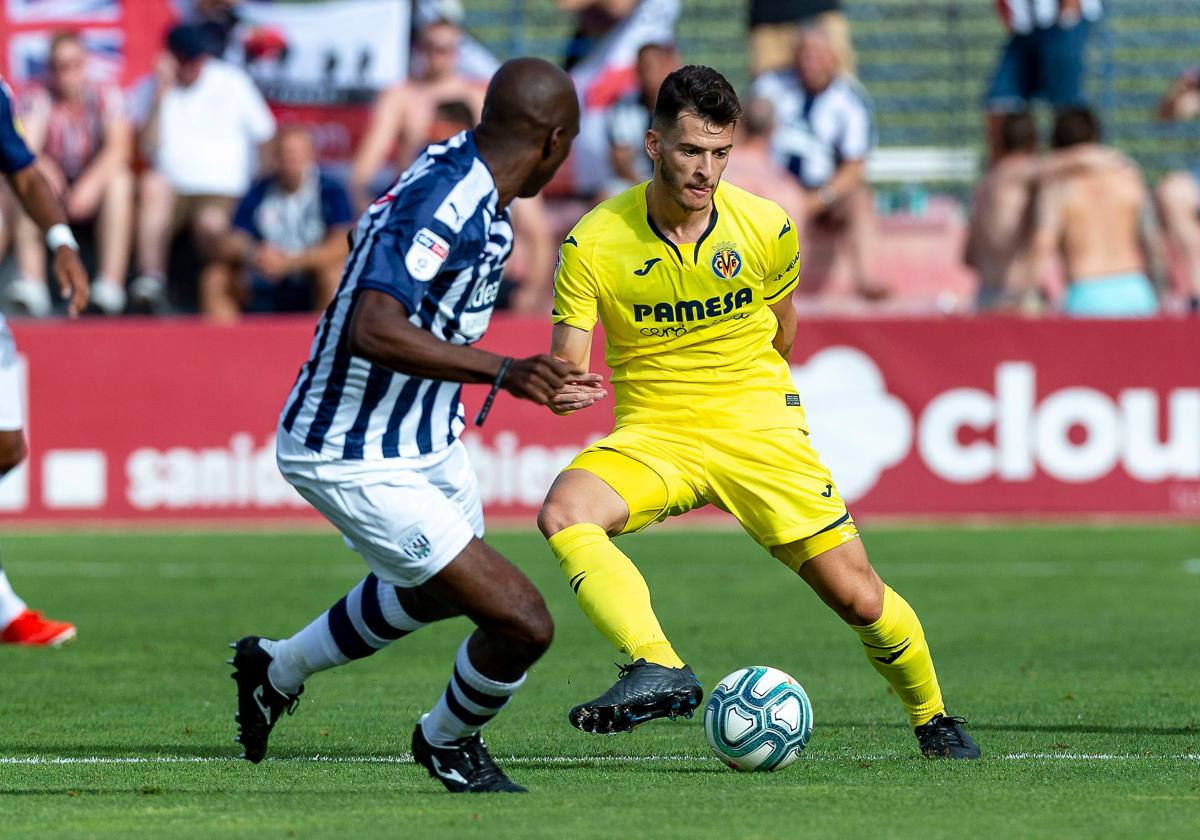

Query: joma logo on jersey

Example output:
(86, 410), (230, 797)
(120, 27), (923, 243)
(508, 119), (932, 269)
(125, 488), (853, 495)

(632, 288), (753, 323)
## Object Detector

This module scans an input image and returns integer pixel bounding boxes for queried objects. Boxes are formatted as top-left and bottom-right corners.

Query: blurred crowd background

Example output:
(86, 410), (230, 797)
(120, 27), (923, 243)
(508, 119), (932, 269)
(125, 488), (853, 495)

(2, 0), (1199, 321)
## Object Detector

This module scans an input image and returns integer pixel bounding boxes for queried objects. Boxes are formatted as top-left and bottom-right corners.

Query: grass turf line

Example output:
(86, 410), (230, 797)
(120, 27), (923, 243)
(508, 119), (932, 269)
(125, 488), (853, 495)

(1, 526), (1198, 838)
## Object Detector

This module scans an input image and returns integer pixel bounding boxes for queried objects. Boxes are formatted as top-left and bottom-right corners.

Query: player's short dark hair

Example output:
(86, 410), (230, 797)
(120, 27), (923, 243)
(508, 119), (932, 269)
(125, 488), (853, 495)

(1052, 106), (1100, 149)
(653, 65), (741, 134)
(999, 111), (1036, 154)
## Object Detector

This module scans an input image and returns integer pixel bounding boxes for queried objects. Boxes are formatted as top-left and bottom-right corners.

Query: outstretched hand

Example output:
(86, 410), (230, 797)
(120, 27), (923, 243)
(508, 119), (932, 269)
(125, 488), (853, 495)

(503, 355), (587, 405)
(548, 374), (607, 415)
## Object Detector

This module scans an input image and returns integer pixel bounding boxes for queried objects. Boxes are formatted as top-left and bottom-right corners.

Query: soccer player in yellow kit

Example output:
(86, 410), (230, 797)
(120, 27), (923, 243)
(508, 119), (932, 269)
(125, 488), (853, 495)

(537, 65), (980, 758)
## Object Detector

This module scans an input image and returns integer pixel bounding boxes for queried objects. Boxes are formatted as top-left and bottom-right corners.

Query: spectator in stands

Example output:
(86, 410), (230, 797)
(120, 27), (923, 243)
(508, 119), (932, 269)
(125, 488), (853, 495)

(964, 112), (1038, 311)
(751, 24), (885, 300)
(413, 0), (500, 83)
(184, 0), (241, 58)
(722, 97), (806, 226)
(351, 24), (555, 314)
(1155, 67), (1200, 313)
(133, 23), (276, 312)
(555, 0), (680, 198)
(202, 125), (351, 322)
(349, 14), (486, 210)
(1030, 107), (1166, 317)
(984, 0), (1103, 165)
(8, 31), (132, 317)
(604, 42), (679, 196)
(747, 0), (855, 79)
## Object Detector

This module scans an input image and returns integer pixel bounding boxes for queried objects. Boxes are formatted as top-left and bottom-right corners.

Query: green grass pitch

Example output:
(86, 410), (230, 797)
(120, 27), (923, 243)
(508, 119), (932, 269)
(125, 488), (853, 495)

(2, 525), (1198, 837)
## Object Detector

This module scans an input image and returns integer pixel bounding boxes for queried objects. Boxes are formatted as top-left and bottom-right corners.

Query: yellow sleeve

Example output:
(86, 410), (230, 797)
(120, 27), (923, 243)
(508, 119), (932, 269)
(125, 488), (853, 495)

(762, 213), (801, 304)
(551, 233), (598, 331)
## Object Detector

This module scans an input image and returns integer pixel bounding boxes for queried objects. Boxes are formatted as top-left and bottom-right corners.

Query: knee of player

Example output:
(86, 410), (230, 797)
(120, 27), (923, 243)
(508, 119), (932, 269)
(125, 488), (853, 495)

(536, 497), (581, 539)
(512, 599), (555, 658)
(841, 585), (884, 626)
(0, 436), (27, 476)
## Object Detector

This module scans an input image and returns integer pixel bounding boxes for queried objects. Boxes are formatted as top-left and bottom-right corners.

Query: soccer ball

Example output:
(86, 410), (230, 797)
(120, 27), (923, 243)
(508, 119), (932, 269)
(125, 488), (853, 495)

(703, 666), (813, 772)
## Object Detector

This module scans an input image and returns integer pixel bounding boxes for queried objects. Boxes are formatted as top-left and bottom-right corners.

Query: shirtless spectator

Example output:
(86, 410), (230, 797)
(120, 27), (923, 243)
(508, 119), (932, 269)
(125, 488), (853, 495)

(349, 16), (486, 210)
(722, 97), (806, 226)
(202, 126), (352, 322)
(604, 42), (679, 195)
(134, 23), (275, 312)
(9, 31), (132, 316)
(964, 112), (1038, 311)
(1031, 107), (1166, 317)
(1155, 66), (1200, 313)
(413, 0), (500, 83)
(751, 25), (885, 300)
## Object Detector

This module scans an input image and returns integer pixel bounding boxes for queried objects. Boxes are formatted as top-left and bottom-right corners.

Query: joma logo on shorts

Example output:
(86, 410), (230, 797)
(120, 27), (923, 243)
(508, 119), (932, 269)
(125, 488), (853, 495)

(632, 288), (753, 323)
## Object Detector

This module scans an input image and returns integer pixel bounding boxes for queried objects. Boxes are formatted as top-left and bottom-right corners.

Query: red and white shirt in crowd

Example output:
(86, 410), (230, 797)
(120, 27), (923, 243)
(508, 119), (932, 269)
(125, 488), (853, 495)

(19, 82), (124, 182)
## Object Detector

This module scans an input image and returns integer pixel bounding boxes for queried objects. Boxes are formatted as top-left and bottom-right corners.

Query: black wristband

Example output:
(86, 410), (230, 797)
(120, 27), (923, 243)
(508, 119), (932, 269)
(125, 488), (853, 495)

(474, 357), (514, 426)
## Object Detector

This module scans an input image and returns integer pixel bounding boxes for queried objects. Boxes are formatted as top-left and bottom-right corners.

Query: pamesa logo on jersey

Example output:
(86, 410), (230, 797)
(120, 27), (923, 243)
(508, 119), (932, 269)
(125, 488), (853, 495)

(710, 241), (742, 280)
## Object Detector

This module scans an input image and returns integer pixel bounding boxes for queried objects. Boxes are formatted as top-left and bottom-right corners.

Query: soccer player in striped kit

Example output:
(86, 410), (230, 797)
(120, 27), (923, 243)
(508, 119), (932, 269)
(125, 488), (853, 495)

(229, 58), (592, 793)
(0, 75), (88, 647)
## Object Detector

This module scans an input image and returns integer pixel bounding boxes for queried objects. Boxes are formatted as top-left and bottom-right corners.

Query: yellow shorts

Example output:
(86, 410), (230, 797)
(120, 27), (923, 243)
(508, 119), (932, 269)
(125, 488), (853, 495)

(564, 424), (858, 570)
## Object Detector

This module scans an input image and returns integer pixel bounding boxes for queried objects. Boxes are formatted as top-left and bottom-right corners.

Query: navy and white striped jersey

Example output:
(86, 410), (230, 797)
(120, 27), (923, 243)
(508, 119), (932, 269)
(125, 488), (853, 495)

(280, 131), (513, 460)
(749, 72), (874, 190)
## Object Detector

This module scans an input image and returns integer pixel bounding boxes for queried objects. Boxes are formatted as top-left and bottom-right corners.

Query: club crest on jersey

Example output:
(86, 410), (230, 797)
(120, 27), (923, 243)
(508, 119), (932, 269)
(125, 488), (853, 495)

(710, 241), (742, 280)
(406, 227), (450, 281)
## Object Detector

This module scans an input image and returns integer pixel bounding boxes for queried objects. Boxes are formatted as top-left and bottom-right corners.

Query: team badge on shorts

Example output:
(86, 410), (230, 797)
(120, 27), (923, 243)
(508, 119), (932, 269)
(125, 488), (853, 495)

(710, 242), (742, 279)
(398, 526), (433, 561)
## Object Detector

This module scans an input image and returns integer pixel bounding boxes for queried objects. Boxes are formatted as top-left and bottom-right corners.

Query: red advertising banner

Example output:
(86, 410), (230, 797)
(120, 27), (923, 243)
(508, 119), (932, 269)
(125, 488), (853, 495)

(2, 316), (1199, 524)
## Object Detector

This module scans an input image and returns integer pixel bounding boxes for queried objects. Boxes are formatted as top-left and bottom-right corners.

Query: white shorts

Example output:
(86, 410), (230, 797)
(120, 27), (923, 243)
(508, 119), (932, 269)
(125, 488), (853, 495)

(0, 320), (24, 432)
(276, 426), (483, 588)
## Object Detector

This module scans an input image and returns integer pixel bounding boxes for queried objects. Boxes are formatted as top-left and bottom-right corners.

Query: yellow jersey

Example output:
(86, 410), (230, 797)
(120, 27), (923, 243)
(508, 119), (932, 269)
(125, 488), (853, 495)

(553, 180), (804, 431)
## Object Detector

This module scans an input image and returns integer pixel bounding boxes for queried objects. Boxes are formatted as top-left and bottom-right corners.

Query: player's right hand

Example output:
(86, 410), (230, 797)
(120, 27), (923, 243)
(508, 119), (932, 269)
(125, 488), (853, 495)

(503, 355), (584, 405)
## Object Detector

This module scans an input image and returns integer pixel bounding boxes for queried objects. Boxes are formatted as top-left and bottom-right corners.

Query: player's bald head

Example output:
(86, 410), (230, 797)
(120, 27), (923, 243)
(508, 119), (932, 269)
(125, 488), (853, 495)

(476, 57), (580, 199)
(480, 57), (579, 140)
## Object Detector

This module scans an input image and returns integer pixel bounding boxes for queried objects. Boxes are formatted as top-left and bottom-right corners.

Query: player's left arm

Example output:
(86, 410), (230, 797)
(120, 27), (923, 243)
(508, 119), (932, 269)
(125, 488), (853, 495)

(762, 204), (801, 355)
(768, 289), (797, 360)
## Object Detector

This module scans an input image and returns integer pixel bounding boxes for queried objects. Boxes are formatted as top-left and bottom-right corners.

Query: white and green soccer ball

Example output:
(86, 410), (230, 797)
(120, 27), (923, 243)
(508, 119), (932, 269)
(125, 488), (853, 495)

(703, 666), (813, 772)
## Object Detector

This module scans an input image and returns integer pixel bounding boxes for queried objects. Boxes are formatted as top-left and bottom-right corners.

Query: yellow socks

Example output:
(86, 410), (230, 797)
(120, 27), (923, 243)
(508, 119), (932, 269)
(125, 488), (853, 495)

(547, 523), (684, 668)
(850, 586), (945, 727)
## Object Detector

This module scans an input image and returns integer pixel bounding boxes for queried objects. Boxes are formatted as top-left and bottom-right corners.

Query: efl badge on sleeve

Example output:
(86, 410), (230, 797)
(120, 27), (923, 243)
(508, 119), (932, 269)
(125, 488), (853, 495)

(406, 228), (450, 281)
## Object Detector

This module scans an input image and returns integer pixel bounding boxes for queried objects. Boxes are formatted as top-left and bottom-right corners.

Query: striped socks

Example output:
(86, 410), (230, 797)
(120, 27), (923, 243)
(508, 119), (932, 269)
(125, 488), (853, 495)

(267, 573), (428, 695)
(420, 636), (526, 746)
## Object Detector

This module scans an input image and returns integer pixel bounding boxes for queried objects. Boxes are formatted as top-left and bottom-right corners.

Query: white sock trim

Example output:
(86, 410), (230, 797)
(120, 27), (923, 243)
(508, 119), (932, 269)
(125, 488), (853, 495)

(0, 570), (28, 628)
